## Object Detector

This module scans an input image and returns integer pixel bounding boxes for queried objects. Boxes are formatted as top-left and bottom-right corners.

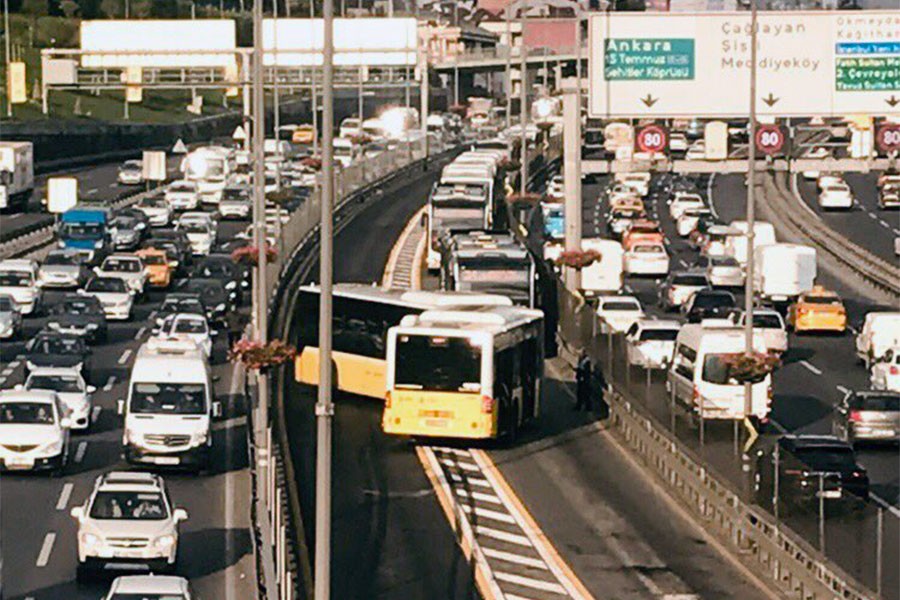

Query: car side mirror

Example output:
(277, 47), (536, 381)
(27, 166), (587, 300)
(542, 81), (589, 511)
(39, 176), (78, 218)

(60, 417), (72, 429)
(70, 506), (84, 520)
(87, 385), (97, 393)
(173, 508), (189, 522)
(117, 399), (125, 415)
(212, 401), (223, 418)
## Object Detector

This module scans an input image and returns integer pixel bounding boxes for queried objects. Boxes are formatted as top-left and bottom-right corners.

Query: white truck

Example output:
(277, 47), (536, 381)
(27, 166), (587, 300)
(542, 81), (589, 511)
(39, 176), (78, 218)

(753, 243), (816, 304)
(0, 141), (34, 211)
(580, 238), (624, 298)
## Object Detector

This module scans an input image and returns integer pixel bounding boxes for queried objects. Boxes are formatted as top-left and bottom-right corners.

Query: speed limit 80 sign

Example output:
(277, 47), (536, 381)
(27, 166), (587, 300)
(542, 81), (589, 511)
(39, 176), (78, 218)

(755, 124), (788, 156)
(635, 124), (668, 154)
(876, 123), (900, 154)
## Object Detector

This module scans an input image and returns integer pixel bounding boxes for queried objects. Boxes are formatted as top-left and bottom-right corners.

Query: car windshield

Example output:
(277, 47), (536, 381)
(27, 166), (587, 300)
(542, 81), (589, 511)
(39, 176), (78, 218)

(110, 217), (136, 229)
(0, 272), (32, 286)
(793, 447), (856, 470)
(711, 257), (739, 267)
(632, 245), (664, 254)
(849, 393), (900, 411)
(44, 253), (79, 266)
(140, 197), (166, 208)
(703, 354), (767, 385)
(60, 298), (98, 314)
(754, 314), (783, 329)
(181, 222), (209, 234)
(394, 334), (482, 393)
(640, 329), (678, 341)
(173, 318), (207, 334)
(694, 294), (734, 309)
(198, 263), (233, 278)
(27, 375), (82, 393)
(103, 259), (141, 273)
(130, 383), (206, 415)
(142, 254), (165, 266)
(0, 297), (13, 311)
(60, 222), (103, 237)
(89, 491), (168, 521)
(0, 402), (56, 424)
(122, 161), (141, 171)
(603, 301), (640, 311)
(87, 278), (127, 293)
(34, 336), (82, 354)
(163, 299), (204, 314)
(805, 295), (841, 305)
(172, 182), (196, 192)
(674, 275), (708, 286)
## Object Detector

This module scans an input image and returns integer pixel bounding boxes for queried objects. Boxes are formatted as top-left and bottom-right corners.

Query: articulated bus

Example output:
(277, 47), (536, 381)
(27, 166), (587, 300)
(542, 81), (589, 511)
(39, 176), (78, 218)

(383, 305), (544, 441)
(294, 284), (511, 399)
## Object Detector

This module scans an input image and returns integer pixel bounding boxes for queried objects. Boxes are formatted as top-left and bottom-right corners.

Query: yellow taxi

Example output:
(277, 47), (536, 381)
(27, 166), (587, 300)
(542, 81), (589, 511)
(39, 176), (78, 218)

(788, 285), (847, 333)
(135, 248), (173, 288)
(609, 195), (645, 213)
(292, 124), (316, 145)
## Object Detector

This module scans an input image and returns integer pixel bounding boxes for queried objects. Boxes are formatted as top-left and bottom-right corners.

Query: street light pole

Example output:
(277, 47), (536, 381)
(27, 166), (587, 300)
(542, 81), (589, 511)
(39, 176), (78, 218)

(311, 0), (319, 154)
(453, 2), (460, 107)
(252, 0), (269, 432)
(519, 0), (528, 196)
(504, 5), (512, 130)
(3, 0), (11, 118)
(743, 0), (759, 470)
(315, 0), (336, 594)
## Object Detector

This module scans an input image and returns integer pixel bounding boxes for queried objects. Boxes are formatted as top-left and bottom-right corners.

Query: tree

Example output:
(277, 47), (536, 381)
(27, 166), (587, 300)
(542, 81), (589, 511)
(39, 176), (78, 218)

(58, 0), (80, 16)
(150, 0), (179, 17)
(20, 0), (49, 16)
(99, 0), (121, 17)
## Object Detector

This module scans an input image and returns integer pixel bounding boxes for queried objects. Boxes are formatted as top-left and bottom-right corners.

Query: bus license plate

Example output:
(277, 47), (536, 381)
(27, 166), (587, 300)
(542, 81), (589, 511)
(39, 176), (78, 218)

(424, 419), (448, 428)
(817, 490), (841, 499)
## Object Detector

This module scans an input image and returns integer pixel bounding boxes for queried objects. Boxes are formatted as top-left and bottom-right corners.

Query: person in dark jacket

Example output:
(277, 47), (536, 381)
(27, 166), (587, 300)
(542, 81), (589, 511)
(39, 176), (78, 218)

(575, 350), (592, 411)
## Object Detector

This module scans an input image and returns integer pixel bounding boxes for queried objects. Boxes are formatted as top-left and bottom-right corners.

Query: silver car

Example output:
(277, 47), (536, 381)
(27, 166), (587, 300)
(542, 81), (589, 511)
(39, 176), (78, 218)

(833, 390), (900, 445)
(0, 294), (22, 340)
(38, 250), (90, 289)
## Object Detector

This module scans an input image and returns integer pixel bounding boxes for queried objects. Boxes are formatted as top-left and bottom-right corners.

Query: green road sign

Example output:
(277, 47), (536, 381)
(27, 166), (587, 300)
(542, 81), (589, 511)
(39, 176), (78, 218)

(835, 56), (900, 92)
(604, 38), (695, 81)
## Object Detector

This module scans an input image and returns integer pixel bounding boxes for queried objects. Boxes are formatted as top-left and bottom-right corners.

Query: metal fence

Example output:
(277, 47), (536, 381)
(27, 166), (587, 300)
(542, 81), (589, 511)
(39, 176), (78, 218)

(554, 281), (889, 600)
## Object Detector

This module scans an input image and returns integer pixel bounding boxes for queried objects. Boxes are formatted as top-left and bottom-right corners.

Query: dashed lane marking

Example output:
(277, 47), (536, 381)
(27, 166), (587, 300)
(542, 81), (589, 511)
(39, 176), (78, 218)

(36, 533), (56, 567)
(118, 349), (133, 364)
(74, 441), (88, 463)
(56, 483), (74, 510)
(92, 405), (102, 424)
(836, 385), (850, 395)
(103, 376), (116, 392)
(135, 326), (147, 340)
(494, 571), (568, 594)
(799, 360), (822, 375)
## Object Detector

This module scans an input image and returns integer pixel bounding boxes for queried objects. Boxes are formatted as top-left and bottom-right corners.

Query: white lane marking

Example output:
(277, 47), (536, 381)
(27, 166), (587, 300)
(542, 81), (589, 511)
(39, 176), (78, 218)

(493, 571), (567, 594)
(449, 472), (491, 487)
(74, 441), (88, 463)
(678, 259), (688, 267)
(441, 458), (479, 472)
(475, 525), (533, 547)
(118, 349), (133, 364)
(799, 360), (822, 375)
(870, 493), (900, 518)
(836, 385), (850, 395)
(0, 378), (5, 386)
(1, 368), (12, 377)
(108, 183), (117, 188)
(482, 547), (549, 570)
(86, 188), (98, 195)
(103, 376), (117, 392)
(434, 447), (472, 457)
(878, 219), (890, 229)
(461, 504), (517, 524)
(36, 533), (57, 567)
(868, 212), (878, 220)
(135, 326), (147, 340)
(56, 483), (74, 510)
(454, 488), (502, 504)
(92, 405), (102, 423)
(8, 360), (20, 369)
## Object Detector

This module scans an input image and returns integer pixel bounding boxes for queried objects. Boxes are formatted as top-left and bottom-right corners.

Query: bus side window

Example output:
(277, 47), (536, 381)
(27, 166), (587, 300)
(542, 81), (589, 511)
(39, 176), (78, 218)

(494, 348), (515, 402)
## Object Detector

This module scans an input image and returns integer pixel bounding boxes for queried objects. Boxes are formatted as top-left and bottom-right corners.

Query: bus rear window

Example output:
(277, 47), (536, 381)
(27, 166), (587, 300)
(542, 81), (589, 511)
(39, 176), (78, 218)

(395, 335), (482, 392)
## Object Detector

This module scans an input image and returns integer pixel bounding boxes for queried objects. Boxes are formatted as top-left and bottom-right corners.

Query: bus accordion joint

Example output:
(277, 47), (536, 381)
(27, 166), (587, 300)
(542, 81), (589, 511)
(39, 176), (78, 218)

(385, 391), (392, 408)
(481, 395), (494, 414)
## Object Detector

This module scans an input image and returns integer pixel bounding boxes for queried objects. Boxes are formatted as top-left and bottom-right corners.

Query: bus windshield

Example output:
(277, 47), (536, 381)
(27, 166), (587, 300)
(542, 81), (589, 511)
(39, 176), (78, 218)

(394, 334), (482, 393)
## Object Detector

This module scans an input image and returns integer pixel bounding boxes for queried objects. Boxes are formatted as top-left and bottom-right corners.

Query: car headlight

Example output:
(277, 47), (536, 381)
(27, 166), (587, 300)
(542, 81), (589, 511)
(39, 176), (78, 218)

(224, 281), (237, 291)
(47, 321), (62, 331)
(81, 533), (101, 548)
(154, 534), (176, 548)
(191, 430), (209, 445)
(215, 303), (225, 312)
(39, 438), (64, 455)
(86, 323), (99, 330)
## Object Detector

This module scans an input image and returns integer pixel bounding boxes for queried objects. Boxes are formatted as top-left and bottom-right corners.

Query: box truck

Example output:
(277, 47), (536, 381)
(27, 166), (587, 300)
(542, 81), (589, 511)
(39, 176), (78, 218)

(753, 243), (816, 304)
(0, 141), (34, 211)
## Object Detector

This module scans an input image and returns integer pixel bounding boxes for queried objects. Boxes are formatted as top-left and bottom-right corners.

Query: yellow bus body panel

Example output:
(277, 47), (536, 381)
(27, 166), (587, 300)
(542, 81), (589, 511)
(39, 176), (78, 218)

(382, 390), (497, 439)
(295, 347), (386, 399)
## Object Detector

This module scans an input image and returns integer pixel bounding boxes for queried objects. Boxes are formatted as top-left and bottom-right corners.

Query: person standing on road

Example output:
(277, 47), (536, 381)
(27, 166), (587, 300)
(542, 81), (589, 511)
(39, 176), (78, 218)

(575, 350), (592, 411)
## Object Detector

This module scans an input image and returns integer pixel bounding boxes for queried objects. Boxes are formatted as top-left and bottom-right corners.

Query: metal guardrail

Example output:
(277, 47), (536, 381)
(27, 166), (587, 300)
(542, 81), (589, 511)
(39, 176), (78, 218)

(554, 283), (878, 600)
(766, 173), (900, 300)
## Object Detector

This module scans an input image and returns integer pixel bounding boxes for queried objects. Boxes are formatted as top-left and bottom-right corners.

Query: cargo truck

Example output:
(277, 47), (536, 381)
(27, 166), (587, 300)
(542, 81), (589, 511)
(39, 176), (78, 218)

(0, 141), (34, 211)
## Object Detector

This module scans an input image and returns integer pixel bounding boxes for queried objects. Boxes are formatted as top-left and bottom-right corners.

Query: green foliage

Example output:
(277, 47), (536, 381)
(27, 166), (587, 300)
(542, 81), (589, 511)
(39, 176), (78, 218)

(20, 0), (49, 16)
(32, 16), (79, 47)
(58, 0), (80, 17)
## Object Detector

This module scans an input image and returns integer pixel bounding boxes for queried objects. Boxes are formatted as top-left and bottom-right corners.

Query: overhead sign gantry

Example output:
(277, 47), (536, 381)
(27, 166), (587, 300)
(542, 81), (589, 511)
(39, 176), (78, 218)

(588, 11), (900, 118)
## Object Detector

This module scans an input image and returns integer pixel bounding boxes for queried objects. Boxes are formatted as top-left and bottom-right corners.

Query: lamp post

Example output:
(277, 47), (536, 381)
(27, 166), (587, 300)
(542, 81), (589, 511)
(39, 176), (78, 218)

(519, 0), (528, 196)
(3, 0), (11, 118)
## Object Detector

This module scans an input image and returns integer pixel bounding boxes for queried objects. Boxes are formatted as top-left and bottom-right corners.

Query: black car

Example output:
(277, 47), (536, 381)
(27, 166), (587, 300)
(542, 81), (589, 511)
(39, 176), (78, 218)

(756, 435), (869, 512)
(194, 255), (249, 304)
(24, 331), (91, 376)
(45, 294), (108, 343)
(108, 214), (146, 251)
(683, 289), (737, 323)
(144, 230), (193, 269)
(172, 278), (234, 321)
(116, 207), (151, 231)
(156, 293), (210, 327)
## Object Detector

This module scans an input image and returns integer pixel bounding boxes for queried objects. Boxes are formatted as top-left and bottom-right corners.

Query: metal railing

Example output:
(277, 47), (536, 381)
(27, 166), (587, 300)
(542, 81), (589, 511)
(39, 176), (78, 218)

(431, 43), (587, 69)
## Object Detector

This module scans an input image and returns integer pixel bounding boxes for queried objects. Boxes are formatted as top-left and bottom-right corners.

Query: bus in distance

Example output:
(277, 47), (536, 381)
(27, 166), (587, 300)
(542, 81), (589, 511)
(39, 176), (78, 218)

(382, 305), (544, 441)
(441, 231), (537, 308)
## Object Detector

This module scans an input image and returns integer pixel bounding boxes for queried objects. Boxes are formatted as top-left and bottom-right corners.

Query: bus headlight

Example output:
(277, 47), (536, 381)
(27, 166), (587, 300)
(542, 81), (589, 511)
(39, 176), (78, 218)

(481, 396), (494, 414)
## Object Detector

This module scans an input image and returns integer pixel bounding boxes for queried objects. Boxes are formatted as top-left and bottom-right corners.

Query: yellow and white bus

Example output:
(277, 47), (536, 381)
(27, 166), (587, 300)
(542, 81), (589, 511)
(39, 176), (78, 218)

(294, 284), (511, 399)
(382, 305), (544, 441)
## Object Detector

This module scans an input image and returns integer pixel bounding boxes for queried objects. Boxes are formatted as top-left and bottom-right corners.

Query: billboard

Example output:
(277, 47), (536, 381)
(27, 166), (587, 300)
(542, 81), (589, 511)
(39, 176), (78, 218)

(263, 18), (417, 66)
(589, 11), (900, 118)
(523, 19), (578, 52)
(80, 20), (237, 68)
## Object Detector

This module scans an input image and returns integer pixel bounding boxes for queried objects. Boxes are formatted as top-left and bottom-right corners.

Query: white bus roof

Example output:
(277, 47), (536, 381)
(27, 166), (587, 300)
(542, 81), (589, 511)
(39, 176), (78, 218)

(399, 305), (543, 334)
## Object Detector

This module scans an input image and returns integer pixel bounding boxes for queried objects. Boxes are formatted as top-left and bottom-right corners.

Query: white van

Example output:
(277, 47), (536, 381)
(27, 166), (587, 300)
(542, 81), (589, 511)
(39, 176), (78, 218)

(856, 312), (900, 368)
(667, 323), (772, 421)
(726, 221), (777, 265)
(580, 238), (624, 297)
(119, 338), (220, 470)
(753, 243), (816, 303)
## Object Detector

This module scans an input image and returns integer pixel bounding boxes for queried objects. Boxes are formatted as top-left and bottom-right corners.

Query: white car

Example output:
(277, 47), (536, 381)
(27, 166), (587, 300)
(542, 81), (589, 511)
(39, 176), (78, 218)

(80, 277), (134, 321)
(0, 259), (42, 315)
(731, 309), (788, 354)
(176, 216), (216, 256)
(685, 140), (706, 161)
(104, 575), (194, 600)
(596, 295), (644, 334)
(71, 471), (188, 580)
(117, 160), (143, 185)
(164, 180), (201, 211)
(818, 183), (853, 210)
(0, 389), (70, 473)
(870, 348), (900, 392)
(38, 249), (89, 289)
(339, 117), (362, 139)
(802, 147), (831, 180)
(615, 172), (651, 197)
(135, 196), (173, 227)
(669, 192), (705, 221)
(95, 255), (147, 295)
(0, 294), (22, 339)
(676, 207), (713, 237)
(22, 367), (95, 430)
(816, 174), (844, 191)
(625, 319), (680, 369)
(669, 132), (688, 153)
(703, 255), (745, 288)
(625, 242), (669, 277)
(153, 313), (213, 356)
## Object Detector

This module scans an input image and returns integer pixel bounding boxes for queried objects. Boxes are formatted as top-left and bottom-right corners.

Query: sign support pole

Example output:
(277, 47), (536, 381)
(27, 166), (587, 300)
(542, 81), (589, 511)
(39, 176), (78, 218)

(562, 77), (582, 292)
(315, 0), (336, 592)
(519, 2), (528, 196)
(3, 0), (11, 118)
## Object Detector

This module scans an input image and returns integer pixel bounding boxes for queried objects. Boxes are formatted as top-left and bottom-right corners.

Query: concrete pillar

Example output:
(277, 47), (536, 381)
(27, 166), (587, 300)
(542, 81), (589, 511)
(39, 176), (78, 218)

(562, 77), (582, 292)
